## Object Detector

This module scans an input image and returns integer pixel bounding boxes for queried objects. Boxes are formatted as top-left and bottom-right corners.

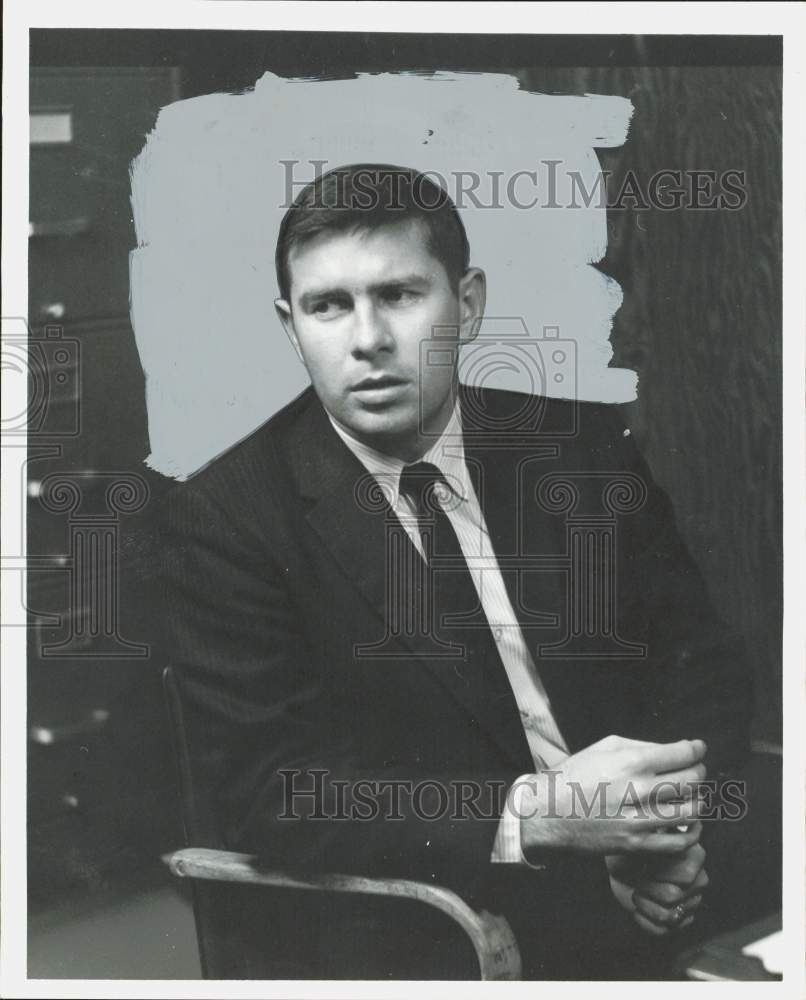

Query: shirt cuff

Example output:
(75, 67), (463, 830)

(490, 774), (546, 868)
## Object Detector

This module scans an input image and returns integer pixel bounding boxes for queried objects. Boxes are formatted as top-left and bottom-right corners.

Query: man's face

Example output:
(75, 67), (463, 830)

(275, 219), (485, 461)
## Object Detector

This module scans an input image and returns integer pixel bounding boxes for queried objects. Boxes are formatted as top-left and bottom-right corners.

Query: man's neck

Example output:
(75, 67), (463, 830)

(328, 393), (469, 505)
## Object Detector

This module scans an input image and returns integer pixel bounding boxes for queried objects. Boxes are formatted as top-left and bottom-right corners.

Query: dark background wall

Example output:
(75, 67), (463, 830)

(27, 31), (781, 913)
(519, 61), (782, 746)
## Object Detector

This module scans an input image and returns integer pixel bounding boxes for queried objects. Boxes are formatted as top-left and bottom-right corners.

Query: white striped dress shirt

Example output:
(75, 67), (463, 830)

(328, 401), (569, 864)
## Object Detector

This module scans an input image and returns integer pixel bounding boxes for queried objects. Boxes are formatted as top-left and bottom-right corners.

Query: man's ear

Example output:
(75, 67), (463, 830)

(457, 267), (486, 345)
(274, 298), (306, 367)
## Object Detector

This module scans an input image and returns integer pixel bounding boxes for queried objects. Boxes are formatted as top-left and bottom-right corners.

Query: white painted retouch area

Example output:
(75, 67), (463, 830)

(129, 71), (636, 480)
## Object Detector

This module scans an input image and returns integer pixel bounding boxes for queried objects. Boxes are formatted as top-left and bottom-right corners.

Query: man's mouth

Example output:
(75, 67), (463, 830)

(351, 375), (408, 392)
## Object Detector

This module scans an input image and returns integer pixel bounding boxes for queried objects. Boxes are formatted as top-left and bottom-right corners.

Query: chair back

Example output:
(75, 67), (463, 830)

(164, 665), (310, 977)
(163, 665), (235, 976)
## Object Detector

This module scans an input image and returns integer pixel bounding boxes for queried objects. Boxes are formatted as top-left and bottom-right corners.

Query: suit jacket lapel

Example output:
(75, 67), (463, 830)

(285, 389), (534, 767)
(288, 391), (393, 634)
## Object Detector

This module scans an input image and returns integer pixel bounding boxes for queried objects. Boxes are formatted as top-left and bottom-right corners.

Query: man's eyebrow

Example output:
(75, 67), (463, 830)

(298, 286), (351, 310)
(371, 274), (432, 290)
(297, 274), (432, 309)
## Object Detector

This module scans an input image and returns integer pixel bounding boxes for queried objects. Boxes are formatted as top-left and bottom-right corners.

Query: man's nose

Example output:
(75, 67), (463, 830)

(350, 300), (394, 357)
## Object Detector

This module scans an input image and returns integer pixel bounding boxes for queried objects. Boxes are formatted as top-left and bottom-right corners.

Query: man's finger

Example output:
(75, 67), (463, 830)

(633, 891), (703, 928)
(636, 874), (708, 906)
(634, 879), (685, 907)
(639, 739), (707, 775)
(640, 766), (708, 803)
(645, 865), (709, 896)
(630, 825), (702, 854)
(645, 834), (705, 878)
(634, 798), (706, 828)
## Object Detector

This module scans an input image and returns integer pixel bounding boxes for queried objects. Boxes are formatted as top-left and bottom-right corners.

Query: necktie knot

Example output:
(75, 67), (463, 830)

(398, 461), (453, 517)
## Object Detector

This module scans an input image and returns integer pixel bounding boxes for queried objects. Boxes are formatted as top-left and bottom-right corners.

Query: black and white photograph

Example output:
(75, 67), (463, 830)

(2, 3), (803, 994)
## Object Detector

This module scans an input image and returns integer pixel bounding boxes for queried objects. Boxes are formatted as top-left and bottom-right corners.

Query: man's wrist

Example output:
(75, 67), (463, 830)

(491, 774), (549, 868)
(490, 782), (526, 863)
(519, 771), (569, 856)
(509, 773), (557, 869)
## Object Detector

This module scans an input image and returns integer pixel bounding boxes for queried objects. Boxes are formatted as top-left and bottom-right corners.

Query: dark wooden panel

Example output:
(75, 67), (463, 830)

(520, 65), (782, 743)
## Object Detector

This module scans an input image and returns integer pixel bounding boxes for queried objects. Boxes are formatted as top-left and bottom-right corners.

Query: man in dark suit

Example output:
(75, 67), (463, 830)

(161, 164), (753, 979)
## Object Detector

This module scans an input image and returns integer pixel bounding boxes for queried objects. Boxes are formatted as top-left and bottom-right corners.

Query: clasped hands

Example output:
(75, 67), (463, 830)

(518, 735), (709, 936)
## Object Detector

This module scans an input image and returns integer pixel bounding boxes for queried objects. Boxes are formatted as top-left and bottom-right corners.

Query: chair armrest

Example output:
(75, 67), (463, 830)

(166, 846), (521, 980)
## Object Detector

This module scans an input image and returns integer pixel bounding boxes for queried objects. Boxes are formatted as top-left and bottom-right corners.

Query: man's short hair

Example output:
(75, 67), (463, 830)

(275, 164), (471, 301)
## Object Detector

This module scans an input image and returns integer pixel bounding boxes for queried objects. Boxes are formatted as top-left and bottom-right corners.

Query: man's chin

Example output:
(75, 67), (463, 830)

(331, 392), (455, 458)
(334, 407), (420, 454)
(342, 396), (402, 424)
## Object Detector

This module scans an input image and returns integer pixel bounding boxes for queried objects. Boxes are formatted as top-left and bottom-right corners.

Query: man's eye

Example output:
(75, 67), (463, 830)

(381, 288), (418, 306)
(312, 299), (348, 318)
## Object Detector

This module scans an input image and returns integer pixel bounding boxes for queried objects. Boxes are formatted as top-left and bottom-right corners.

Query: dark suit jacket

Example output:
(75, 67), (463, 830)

(159, 384), (752, 905)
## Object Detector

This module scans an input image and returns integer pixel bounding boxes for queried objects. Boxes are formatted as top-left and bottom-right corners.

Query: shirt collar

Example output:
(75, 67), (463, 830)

(327, 398), (470, 508)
